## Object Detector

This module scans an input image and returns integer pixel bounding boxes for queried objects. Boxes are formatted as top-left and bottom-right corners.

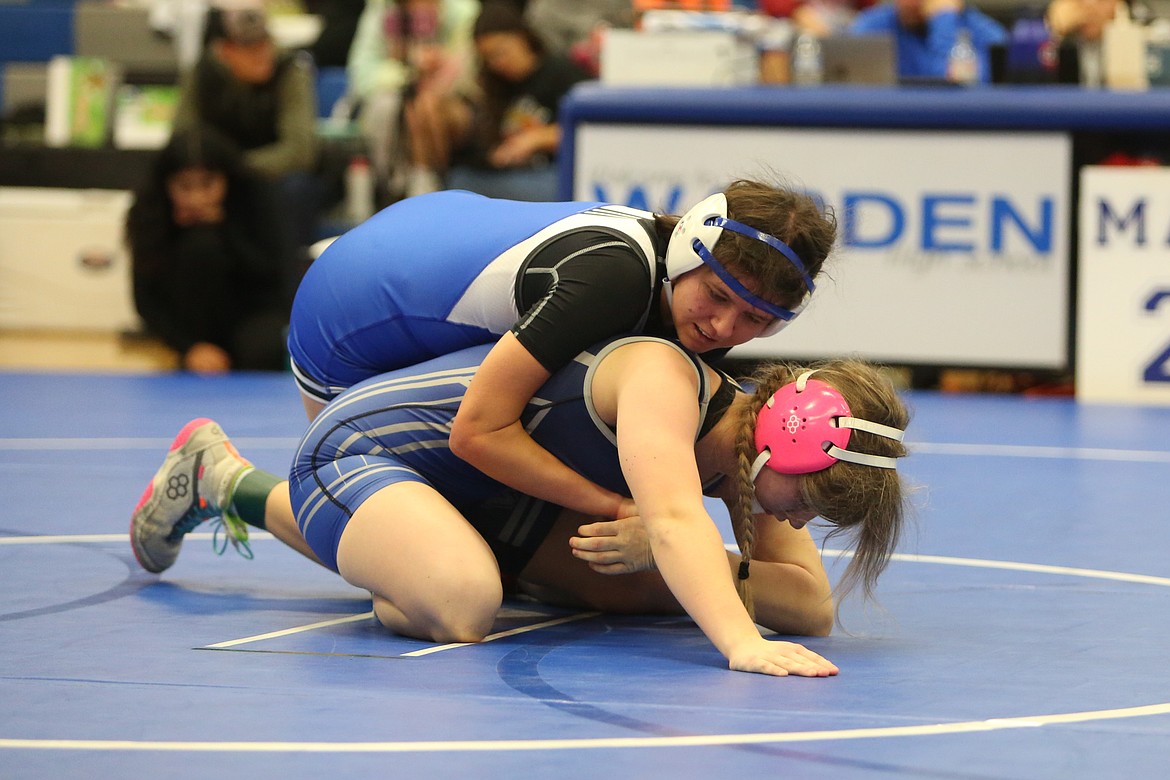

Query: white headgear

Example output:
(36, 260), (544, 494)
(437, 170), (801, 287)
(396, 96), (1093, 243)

(664, 193), (815, 336)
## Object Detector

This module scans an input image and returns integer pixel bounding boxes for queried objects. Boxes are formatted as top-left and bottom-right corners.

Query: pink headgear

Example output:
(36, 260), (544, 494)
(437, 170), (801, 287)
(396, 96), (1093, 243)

(750, 370), (906, 482)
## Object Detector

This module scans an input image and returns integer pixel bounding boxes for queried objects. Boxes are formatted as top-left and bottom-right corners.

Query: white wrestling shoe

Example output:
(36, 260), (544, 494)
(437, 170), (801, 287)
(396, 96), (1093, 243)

(130, 418), (254, 573)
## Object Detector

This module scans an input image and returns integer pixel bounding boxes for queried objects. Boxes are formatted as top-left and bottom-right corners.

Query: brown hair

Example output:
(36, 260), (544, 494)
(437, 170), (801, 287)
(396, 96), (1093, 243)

(654, 179), (838, 311)
(471, 2), (548, 152)
(728, 358), (909, 621)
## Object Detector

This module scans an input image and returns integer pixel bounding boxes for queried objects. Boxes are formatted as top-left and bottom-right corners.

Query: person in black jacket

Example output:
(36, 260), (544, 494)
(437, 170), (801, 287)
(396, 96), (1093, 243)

(126, 128), (293, 373)
(171, 4), (323, 255)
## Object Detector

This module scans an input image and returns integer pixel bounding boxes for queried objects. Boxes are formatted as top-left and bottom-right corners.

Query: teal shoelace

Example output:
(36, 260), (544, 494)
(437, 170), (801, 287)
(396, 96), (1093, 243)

(166, 506), (254, 561)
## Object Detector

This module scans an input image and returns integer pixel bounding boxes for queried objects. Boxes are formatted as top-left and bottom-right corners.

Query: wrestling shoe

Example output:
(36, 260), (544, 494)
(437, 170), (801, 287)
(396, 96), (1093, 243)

(130, 418), (254, 573)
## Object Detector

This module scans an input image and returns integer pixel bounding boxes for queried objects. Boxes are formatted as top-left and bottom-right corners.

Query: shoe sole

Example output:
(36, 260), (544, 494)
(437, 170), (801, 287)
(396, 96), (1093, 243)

(129, 418), (217, 573)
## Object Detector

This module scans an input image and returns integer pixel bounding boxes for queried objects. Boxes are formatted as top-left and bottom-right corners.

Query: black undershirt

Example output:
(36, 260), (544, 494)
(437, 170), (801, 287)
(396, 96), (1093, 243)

(512, 225), (665, 373)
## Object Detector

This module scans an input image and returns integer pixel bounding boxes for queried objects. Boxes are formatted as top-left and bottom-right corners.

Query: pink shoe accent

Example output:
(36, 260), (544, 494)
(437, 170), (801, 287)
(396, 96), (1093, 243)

(170, 418), (214, 452)
(133, 483), (154, 514)
(129, 483), (155, 570)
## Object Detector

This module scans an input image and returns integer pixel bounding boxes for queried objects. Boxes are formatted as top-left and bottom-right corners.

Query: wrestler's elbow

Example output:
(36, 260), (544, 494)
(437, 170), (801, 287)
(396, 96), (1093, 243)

(749, 565), (836, 637)
(801, 598), (836, 637)
(447, 414), (480, 463)
(756, 599), (835, 638)
(449, 414), (516, 473)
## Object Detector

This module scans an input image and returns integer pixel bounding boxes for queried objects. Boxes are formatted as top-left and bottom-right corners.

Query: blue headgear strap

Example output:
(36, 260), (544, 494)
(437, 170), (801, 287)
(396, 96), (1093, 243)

(692, 236), (806, 322)
(710, 217), (817, 295)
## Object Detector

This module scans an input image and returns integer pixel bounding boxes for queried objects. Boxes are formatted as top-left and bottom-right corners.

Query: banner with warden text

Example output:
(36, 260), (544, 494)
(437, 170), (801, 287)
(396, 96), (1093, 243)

(574, 126), (1071, 369)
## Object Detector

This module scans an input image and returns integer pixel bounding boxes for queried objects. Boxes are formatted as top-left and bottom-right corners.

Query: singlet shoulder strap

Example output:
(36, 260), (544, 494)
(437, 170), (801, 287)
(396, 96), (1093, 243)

(697, 370), (739, 441)
(698, 366), (745, 494)
(581, 336), (709, 446)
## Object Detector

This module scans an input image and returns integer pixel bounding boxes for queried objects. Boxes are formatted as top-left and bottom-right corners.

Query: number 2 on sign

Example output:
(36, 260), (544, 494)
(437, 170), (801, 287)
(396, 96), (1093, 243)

(1143, 290), (1170, 383)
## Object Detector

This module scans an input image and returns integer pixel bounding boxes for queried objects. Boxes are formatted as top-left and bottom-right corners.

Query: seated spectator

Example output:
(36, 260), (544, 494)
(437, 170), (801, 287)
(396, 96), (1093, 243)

(442, 2), (592, 202)
(849, 0), (1007, 82)
(171, 3), (323, 256)
(1045, 0), (1162, 163)
(346, 0), (480, 198)
(1046, 0), (1150, 87)
(126, 129), (295, 374)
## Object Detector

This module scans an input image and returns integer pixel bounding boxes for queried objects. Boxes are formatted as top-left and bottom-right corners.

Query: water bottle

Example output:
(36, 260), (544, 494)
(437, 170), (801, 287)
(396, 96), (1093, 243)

(947, 29), (978, 85)
(1102, 0), (1148, 90)
(790, 33), (823, 86)
(345, 156), (375, 225)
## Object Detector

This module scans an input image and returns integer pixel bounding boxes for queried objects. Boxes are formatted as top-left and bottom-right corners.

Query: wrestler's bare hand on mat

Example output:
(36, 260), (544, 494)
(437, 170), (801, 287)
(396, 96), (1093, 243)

(729, 638), (839, 678)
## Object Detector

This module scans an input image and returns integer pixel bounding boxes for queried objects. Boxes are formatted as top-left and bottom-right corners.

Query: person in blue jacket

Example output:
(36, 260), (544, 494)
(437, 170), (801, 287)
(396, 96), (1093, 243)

(850, 0), (1007, 82)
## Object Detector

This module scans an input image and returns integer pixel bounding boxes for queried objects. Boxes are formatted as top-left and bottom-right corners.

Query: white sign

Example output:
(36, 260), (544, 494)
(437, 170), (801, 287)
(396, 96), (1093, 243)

(1077, 166), (1170, 404)
(574, 125), (1071, 368)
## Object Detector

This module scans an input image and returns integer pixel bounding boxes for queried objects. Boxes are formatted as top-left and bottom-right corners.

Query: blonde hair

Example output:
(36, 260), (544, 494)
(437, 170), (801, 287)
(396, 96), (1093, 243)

(728, 359), (910, 620)
(654, 179), (838, 311)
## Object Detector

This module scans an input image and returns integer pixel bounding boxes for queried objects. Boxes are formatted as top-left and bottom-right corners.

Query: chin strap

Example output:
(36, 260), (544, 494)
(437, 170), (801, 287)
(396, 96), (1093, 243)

(749, 414), (906, 481)
(824, 416), (906, 468)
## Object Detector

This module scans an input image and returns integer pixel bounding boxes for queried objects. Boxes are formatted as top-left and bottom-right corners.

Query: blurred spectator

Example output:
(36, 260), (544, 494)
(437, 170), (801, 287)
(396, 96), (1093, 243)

(849, 0), (1007, 82)
(1046, 0), (1163, 163)
(443, 2), (591, 201)
(1046, 0), (1151, 86)
(171, 3), (323, 252)
(1047, 0), (1122, 41)
(346, 0), (480, 197)
(523, 0), (635, 75)
(759, 0), (876, 37)
(126, 129), (295, 374)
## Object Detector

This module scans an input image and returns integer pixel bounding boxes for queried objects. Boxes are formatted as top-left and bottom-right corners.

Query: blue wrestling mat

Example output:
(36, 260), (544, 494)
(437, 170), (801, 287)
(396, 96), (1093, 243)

(2, 370), (1169, 779)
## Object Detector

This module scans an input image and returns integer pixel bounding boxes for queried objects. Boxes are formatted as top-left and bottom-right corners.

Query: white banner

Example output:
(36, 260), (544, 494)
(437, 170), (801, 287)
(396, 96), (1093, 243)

(1077, 166), (1170, 404)
(574, 125), (1071, 368)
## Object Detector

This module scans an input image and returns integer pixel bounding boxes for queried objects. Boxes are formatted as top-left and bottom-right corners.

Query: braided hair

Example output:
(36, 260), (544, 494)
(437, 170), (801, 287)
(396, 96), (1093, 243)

(728, 358), (910, 621)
